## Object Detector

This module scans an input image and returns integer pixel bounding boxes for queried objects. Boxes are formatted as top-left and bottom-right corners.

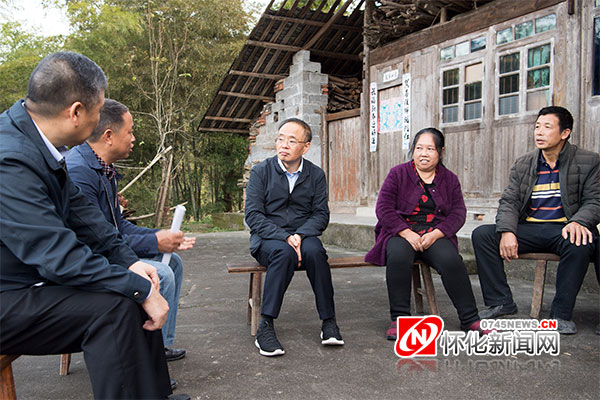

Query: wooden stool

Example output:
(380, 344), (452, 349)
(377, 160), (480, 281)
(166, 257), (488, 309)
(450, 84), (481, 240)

(1, 354), (19, 400)
(519, 253), (560, 319)
(412, 261), (439, 315)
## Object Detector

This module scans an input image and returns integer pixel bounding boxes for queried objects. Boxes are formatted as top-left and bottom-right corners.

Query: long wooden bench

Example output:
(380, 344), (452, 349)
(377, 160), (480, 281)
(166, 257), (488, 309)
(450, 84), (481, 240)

(227, 256), (439, 335)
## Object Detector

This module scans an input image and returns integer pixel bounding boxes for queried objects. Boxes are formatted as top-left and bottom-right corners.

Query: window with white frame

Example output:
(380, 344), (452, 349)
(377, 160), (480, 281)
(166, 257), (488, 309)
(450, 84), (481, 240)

(496, 42), (553, 117)
(441, 61), (484, 124)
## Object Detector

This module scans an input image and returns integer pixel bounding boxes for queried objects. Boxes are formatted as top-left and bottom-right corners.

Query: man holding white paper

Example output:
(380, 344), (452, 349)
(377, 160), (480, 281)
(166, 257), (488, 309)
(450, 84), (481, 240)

(66, 99), (195, 363)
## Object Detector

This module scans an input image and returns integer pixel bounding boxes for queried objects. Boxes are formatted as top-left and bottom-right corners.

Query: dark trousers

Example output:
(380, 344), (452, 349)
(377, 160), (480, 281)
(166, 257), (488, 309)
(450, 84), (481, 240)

(472, 223), (595, 320)
(0, 286), (171, 399)
(254, 236), (335, 320)
(385, 236), (479, 328)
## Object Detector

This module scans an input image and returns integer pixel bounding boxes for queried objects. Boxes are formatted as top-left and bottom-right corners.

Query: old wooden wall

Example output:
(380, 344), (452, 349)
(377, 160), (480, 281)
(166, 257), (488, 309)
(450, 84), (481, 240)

(326, 113), (362, 206)
(360, 0), (599, 212)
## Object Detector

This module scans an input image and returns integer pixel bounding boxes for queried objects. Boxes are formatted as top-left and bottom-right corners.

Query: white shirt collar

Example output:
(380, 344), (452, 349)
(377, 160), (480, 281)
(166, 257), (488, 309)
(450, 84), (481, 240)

(277, 157), (304, 175)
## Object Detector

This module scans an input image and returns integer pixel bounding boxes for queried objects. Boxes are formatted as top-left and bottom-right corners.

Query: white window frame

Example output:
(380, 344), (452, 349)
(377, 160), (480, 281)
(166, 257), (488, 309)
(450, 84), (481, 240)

(440, 59), (485, 126)
(495, 39), (554, 119)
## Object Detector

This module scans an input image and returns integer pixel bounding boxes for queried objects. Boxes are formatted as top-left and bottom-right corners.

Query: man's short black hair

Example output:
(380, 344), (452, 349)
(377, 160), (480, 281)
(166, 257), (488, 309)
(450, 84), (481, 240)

(278, 118), (312, 142)
(87, 99), (130, 143)
(537, 106), (574, 134)
(25, 51), (107, 117)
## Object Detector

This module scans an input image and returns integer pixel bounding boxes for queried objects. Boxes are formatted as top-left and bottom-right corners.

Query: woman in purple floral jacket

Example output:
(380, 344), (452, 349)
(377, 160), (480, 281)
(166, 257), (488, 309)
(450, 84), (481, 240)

(365, 128), (486, 339)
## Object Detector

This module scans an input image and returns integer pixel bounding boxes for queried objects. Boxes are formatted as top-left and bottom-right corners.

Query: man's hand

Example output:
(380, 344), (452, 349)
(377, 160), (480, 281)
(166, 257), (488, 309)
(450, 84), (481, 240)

(129, 260), (160, 291)
(399, 229), (423, 252)
(286, 234), (302, 267)
(156, 230), (184, 253)
(499, 231), (519, 262)
(178, 236), (196, 251)
(141, 288), (169, 331)
(421, 229), (444, 250)
(562, 221), (593, 246)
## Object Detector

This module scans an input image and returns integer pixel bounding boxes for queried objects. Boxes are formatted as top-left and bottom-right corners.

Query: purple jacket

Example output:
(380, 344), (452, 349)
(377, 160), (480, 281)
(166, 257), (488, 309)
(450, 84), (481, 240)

(365, 161), (466, 266)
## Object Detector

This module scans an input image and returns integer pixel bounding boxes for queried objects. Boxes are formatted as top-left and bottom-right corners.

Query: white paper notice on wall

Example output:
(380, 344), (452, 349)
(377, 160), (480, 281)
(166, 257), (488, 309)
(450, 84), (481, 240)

(402, 73), (411, 150)
(383, 69), (399, 83)
(369, 82), (378, 152)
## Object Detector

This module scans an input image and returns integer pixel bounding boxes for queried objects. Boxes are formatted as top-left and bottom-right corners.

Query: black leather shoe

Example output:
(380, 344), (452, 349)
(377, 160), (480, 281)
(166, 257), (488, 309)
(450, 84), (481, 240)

(165, 347), (187, 362)
(170, 379), (177, 391)
(167, 394), (190, 400)
(479, 303), (518, 319)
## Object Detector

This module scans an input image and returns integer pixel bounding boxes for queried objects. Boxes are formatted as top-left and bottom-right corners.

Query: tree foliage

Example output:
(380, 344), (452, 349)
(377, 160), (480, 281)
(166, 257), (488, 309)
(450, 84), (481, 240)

(1, 0), (254, 225)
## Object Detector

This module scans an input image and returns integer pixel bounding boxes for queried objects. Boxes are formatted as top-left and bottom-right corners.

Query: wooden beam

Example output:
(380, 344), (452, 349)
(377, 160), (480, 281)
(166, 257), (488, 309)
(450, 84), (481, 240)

(246, 40), (301, 52)
(325, 108), (361, 122)
(311, 49), (361, 62)
(205, 116), (254, 123)
(218, 91), (275, 102)
(369, 0), (564, 66)
(198, 127), (250, 134)
(262, 14), (363, 33)
(303, 0), (355, 50)
(229, 70), (287, 80)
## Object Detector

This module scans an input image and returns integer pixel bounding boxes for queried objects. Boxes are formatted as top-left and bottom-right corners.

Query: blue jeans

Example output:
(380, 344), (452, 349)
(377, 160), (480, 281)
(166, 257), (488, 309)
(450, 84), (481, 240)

(143, 253), (183, 347)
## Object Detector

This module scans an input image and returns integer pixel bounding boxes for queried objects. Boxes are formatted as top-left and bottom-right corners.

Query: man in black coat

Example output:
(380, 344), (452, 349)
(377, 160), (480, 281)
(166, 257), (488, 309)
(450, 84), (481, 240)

(245, 118), (343, 357)
(472, 106), (600, 335)
(0, 51), (187, 399)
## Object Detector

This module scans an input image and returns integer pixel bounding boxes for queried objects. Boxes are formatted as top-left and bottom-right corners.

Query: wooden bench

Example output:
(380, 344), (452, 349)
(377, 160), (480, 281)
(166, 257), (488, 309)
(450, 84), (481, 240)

(227, 256), (439, 335)
(1, 354), (19, 400)
(519, 253), (561, 319)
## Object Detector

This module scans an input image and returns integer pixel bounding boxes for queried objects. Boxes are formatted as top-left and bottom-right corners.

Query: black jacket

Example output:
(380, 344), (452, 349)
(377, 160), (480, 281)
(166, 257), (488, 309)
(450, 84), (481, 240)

(0, 100), (150, 302)
(245, 156), (330, 255)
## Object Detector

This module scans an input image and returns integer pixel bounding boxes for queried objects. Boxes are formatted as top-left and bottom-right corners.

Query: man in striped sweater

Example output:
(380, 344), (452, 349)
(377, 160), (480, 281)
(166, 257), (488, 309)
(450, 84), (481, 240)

(472, 106), (600, 335)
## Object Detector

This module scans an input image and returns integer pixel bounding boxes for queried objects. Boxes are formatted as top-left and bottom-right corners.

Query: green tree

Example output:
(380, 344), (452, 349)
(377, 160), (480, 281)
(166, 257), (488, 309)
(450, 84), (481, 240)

(64, 0), (253, 224)
(0, 22), (62, 111)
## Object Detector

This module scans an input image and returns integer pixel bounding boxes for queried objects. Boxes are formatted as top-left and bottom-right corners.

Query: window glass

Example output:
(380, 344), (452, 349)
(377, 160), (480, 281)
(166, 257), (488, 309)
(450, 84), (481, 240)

(500, 75), (519, 95)
(515, 21), (533, 40)
(441, 46), (454, 60)
(499, 96), (519, 115)
(596, 0), (599, 7)
(594, 17), (600, 96)
(455, 41), (470, 57)
(464, 102), (482, 120)
(527, 67), (550, 89)
(471, 36), (486, 52)
(535, 14), (556, 34)
(499, 53), (520, 74)
(443, 107), (459, 123)
(526, 90), (550, 111)
(527, 44), (551, 68)
(443, 69), (459, 86)
(497, 28), (513, 44)
(443, 87), (459, 105)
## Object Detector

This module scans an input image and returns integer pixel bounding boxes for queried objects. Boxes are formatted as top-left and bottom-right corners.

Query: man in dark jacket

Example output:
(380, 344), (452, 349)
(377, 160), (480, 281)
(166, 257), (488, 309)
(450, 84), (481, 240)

(472, 106), (600, 335)
(245, 118), (343, 356)
(0, 52), (186, 399)
(66, 99), (194, 362)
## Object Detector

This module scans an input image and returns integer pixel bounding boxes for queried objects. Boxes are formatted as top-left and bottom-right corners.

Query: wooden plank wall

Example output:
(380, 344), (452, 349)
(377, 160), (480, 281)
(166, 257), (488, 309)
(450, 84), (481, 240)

(362, 1), (599, 208)
(327, 115), (362, 204)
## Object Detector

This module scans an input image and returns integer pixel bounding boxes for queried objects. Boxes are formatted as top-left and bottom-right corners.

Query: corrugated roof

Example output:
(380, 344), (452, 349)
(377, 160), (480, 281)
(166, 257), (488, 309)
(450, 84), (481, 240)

(198, 0), (365, 134)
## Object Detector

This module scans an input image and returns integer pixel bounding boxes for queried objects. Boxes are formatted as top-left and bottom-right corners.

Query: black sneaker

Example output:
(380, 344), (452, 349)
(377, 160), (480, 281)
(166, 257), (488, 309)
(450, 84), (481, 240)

(320, 318), (344, 345)
(478, 303), (518, 319)
(255, 320), (285, 356)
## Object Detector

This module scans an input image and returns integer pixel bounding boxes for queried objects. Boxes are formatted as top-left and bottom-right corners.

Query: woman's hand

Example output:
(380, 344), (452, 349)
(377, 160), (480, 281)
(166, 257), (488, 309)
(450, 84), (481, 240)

(399, 229), (423, 252)
(421, 229), (444, 250)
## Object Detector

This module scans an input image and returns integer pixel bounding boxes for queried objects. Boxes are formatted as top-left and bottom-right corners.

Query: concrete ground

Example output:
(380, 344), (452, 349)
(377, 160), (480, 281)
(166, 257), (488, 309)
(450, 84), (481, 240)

(10, 231), (600, 399)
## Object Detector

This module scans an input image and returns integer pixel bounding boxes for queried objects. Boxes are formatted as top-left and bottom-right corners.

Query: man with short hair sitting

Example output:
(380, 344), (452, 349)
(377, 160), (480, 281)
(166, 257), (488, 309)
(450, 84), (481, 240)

(66, 98), (195, 362)
(472, 106), (599, 334)
(245, 118), (344, 357)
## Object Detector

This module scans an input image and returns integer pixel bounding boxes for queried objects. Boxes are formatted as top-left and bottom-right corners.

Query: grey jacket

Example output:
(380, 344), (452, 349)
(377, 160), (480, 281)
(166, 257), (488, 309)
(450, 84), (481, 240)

(496, 141), (600, 235)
